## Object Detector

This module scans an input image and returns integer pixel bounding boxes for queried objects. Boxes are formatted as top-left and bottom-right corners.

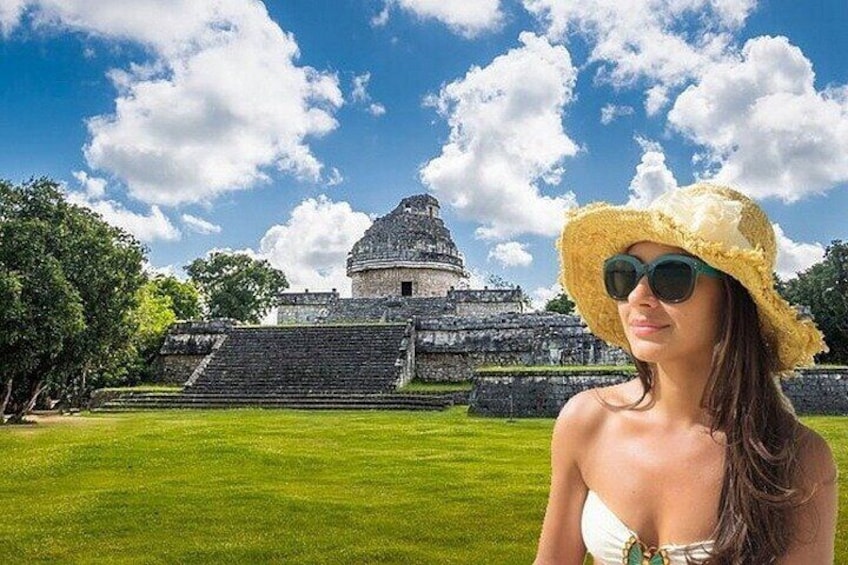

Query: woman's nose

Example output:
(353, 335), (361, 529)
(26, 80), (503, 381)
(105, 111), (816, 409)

(628, 275), (658, 305)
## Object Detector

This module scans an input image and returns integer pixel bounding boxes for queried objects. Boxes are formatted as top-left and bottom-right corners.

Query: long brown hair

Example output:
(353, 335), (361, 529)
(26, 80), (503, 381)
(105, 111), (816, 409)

(631, 275), (804, 564)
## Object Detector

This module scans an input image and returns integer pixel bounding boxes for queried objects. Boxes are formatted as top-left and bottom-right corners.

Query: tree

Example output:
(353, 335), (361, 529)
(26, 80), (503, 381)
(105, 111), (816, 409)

(186, 252), (288, 324)
(779, 240), (848, 364)
(133, 279), (177, 361)
(545, 292), (575, 315)
(148, 275), (201, 320)
(0, 178), (145, 422)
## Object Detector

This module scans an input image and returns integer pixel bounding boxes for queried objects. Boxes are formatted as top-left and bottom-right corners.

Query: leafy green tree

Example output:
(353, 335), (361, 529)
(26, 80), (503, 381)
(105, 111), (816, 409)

(545, 292), (575, 315)
(779, 240), (848, 364)
(186, 252), (288, 324)
(0, 178), (145, 422)
(148, 275), (201, 320)
(134, 282), (178, 354)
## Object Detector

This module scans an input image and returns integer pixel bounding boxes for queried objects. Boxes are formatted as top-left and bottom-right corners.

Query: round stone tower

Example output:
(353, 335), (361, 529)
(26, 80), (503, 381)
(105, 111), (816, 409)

(347, 194), (467, 298)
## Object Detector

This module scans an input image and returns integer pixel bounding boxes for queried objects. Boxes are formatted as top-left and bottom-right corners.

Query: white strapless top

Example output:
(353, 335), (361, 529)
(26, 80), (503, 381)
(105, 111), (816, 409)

(581, 490), (714, 564)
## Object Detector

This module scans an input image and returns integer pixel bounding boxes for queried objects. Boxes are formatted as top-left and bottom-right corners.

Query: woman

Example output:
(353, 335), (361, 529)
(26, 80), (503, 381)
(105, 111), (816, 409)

(534, 184), (838, 564)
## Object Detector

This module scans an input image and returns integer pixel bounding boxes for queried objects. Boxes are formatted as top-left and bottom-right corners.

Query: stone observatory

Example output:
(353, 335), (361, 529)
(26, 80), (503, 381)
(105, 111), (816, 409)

(346, 194), (467, 298)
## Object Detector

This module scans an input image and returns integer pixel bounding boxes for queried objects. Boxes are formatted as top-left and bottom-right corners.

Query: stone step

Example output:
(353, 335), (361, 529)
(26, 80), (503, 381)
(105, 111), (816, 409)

(94, 392), (451, 412)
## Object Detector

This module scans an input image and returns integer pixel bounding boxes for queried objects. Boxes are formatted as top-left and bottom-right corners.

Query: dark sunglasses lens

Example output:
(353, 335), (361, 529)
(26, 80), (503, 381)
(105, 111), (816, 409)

(604, 259), (638, 300)
(652, 260), (695, 302)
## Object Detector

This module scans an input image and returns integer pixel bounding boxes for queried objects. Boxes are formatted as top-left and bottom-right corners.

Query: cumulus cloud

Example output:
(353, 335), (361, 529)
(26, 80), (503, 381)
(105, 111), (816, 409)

(258, 195), (372, 297)
(773, 223), (825, 281)
(668, 35), (848, 201)
(488, 241), (533, 268)
(523, 0), (755, 112)
(4, 0), (343, 206)
(420, 32), (579, 241)
(66, 190), (180, 242)
(181, 214), (222, 235)
(375, 0), (503, 38)
(626, 137), (678, 208)
(600, 103), (633, 125)
(72, 170), (107, 199)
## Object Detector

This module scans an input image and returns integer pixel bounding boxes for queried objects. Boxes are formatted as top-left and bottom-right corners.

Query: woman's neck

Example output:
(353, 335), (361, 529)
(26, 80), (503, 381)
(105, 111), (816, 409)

(649, 355), (715, 428)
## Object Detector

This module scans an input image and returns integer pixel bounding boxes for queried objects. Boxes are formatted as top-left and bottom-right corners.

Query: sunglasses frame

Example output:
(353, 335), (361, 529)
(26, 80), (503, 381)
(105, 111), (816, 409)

(603, 253), (724, 303)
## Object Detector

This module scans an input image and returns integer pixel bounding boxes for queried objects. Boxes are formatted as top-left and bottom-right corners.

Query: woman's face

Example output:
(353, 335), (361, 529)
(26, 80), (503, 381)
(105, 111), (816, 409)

(616, 241), (725, 365)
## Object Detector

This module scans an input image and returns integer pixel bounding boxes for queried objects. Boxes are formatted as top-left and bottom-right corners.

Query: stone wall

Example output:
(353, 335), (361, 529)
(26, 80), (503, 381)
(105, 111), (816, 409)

(469, 367), (848, 417)
(415, 312), (628, 382)
(448, 288), (525, 316)
(469, 369), (633, 417)
(351, 266), (463, 298)
(156, 319), (235, 385)
(277, 291), (339, 324)
(780, 368), (848, 415)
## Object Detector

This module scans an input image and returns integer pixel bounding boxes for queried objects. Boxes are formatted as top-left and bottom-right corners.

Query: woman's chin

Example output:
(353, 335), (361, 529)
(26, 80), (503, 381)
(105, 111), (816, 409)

(627, 341), (668, 364)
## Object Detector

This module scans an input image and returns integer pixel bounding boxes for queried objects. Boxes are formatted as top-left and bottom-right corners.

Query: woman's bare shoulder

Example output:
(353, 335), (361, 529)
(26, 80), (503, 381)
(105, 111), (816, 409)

(554, 381), (639, 440)
(794, 423), (838, 486)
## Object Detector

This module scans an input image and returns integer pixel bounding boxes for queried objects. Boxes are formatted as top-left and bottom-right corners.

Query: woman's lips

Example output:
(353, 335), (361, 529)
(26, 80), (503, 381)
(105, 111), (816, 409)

(629, 322), (669, 337)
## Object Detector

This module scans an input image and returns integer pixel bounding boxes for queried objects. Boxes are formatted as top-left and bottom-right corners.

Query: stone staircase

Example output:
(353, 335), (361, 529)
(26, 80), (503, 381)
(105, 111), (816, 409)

(96, 323), (453, 411)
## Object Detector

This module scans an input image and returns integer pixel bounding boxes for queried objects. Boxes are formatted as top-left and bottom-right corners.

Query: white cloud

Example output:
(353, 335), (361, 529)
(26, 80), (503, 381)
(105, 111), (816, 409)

(668, 35), (848, 201)
(773, 223), (825, 281)
(600, 103), (633, 125)
(530, 282), (562, 311)
(455, 266), (488, 290)
(0, 0), (26, 36)
(351, 72), (386, 117)
(5, 0), (343, 206)
(66, 190), (180, 242)
(626, 137), (678, 208)
(352, 72), (371, 103)
(420, 32), (579, 241)
(326, 167), (344, 187)
(378, 0), (503, 38)
(72, 170), (107, 199)
(181, 213), (222, 235)
(368, 103), (386, 116)
(371, 6), (390, 27)
(142, 261), (181, 279)
(488, 241), (533, 267)
(523, 0), (755, 110)
(258, 195), (372, 297)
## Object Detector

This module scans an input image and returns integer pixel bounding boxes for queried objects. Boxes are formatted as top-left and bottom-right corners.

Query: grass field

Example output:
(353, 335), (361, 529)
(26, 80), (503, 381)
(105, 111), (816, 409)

(0, 408), (844, 564)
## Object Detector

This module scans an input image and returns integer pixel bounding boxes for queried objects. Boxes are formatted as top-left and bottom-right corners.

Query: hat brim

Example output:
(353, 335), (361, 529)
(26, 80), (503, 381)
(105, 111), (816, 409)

(558, 203), (827, 373)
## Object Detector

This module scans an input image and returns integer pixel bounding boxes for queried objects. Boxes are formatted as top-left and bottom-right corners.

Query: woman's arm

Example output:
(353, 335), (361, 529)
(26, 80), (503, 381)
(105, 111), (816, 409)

(533, 391), (598, 565)
(777, 426), (838, 564)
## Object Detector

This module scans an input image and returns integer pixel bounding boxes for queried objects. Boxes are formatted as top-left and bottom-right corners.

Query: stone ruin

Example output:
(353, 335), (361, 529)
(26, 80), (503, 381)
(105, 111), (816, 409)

(147, 192), (846, 415)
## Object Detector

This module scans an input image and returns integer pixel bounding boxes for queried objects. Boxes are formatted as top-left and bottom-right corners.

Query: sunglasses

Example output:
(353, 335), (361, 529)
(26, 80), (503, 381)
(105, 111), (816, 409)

(603, 253), (724, 303)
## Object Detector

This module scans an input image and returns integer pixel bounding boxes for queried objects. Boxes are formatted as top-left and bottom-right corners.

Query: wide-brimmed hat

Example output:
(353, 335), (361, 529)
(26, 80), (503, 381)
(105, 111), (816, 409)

(557, 182), (826, 373)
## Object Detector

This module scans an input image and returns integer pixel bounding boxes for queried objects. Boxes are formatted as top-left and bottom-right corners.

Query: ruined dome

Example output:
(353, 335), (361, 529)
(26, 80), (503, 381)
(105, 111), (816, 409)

(346, 194), (466, 297)
(347, 194), (465, 275)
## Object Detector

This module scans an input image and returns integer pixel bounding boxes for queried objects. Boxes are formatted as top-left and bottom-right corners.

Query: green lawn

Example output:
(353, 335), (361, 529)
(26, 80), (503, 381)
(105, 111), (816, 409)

(0, 409), (844, 564)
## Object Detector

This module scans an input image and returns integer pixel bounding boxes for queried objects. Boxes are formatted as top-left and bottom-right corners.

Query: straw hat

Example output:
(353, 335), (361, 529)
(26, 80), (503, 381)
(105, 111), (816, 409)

(557, 182), (827, 373)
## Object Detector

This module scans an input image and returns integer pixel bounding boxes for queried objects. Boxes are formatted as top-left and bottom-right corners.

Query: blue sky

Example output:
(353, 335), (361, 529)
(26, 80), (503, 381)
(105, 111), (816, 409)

(1, 0), (846, 311)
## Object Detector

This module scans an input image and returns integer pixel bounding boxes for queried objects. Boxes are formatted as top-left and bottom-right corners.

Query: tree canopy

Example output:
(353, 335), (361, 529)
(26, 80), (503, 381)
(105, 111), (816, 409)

(779, 240), (848, 364)
(147, 275), (201, 320)
(544, 292), (575, 315)
(185, 252), (288, 324)
(0, 178), (145, 422)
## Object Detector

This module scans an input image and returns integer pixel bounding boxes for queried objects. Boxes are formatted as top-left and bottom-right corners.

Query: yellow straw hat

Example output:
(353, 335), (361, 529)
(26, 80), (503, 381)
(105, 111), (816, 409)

(557, 182), (827, 373)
